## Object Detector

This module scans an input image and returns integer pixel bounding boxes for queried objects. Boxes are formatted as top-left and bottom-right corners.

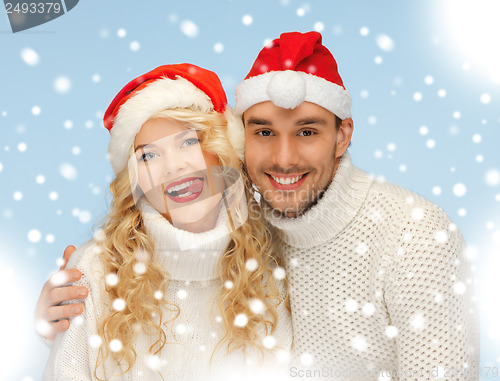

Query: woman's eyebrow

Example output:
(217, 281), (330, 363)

(134, 143), (157, 152)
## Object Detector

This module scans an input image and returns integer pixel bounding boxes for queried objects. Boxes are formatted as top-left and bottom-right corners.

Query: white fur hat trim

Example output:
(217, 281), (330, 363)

(235, 70), (352, 119)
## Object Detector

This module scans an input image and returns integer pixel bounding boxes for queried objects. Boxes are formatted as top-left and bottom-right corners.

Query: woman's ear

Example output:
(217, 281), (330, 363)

(335, 117), (353, 159)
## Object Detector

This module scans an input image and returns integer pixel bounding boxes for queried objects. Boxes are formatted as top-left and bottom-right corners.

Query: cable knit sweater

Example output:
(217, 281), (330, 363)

(265, 152), (480, 380)
(43, 199), (293, 381)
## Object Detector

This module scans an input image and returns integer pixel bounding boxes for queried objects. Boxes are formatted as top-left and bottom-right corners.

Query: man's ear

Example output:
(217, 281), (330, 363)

(335, 117), (353, 158)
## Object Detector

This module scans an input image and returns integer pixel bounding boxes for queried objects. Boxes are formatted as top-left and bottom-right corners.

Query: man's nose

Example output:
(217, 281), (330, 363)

(271, 135), (299, 169)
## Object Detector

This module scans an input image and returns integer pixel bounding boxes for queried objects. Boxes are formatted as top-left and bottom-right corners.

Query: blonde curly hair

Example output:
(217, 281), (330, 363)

(92, 108), (283, 379)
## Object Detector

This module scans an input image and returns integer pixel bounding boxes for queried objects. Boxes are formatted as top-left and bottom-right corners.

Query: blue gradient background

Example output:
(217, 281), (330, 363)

(0, 1), (499, 380)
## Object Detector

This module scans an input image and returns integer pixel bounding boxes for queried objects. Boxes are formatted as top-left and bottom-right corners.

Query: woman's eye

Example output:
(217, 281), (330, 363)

(140, 152), (157, 161)
(182, 137), (200, 147)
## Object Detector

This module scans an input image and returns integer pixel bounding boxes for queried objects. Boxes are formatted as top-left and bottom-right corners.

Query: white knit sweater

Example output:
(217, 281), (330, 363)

(264, 152), (480, 380)
(43, 199), (293, 380)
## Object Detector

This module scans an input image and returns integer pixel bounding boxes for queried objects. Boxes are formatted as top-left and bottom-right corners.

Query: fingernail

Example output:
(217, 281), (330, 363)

(77, 288), (87, 296)
(73, 305), (82, 314)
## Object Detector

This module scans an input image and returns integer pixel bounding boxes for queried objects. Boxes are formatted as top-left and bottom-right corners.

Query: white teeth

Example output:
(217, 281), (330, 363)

(167, 180), (193, 194)
(175, 191), (193, 198)
(270, 174), (304, 185)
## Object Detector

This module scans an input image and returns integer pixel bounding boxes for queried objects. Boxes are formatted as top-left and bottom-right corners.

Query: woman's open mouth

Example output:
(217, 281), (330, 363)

(163, 176), (204, 203)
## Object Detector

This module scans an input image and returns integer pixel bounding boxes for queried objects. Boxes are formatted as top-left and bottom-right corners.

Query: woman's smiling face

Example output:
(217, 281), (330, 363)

(132, 117), (225, 230)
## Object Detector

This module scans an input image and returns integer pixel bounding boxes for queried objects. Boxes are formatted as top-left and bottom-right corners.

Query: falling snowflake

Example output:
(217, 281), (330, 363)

(130, 41), (140, 52)
(117, 28), (126, 38)
(180, 20), (199, 38)
(263, 335), (276, 349)
(435, 231), (448, 243)
(175, 324), (188, 335)
(376, 34), (395, 52)
(105, 273), (119, 287)
(21, 47), (40, 66)
(410, 313), (425, 330)
(351, 335), (368, 351)
(89, 335), (102, 348)
(485, 169), (500, 186)
(245, 258), (259, 271)
(411, 208), (424, 221)
(362, 303), (375, 316)
(480, 93), (491, 104)
(54, 76), (71, 94)
(313, 22), (324, 32)
(437, 89), (447, 98)
(234, 313), (248, 327)
(360, 27), (369, 36)
(213, 43), (224, 53)
(453, 183), (467, 197)
(78, 210), (92, 224)
(113, 298), (126, 311)
(273, 266), (286, 280)
(249, 298), (265, 314)
(154, 290), (163, 300)
(133, 262), (147, 274)
(109, 339), (122, 352)
(59, 163), (78, 181)
(31, 106), (41, 115)
(28, 229), (41, 243)
(300, 352), (314, 366)
(454, 281), (466, 295)
(242, 14), (253, 25)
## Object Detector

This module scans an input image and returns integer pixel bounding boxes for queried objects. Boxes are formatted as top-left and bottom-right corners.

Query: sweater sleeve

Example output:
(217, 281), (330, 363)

(43, 242), (103, 381)
(384, 203), (480, 380)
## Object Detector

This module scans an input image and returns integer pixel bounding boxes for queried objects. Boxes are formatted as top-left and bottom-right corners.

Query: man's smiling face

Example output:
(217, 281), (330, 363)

(244, 101), (352, 218)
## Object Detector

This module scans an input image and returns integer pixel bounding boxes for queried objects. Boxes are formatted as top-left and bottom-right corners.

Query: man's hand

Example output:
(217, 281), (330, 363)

(35, 245), (89, 341)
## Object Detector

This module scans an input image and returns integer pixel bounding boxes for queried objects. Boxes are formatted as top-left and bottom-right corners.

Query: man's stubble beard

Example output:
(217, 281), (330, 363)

(245, 144), (338, 219)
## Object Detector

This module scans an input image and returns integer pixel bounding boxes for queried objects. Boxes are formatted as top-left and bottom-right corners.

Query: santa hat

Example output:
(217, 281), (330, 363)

(235, 31), (351, 119)
(103, 63), (244, 175)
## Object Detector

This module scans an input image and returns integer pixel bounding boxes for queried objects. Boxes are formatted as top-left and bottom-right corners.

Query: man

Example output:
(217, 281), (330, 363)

(36, 31), (479, 379)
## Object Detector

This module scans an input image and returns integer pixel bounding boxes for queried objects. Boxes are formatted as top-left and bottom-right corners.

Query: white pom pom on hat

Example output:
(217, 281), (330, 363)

(266, 71), (306, 109)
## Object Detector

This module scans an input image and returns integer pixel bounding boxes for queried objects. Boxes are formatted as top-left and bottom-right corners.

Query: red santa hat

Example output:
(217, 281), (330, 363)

(103, 63), (244, 175)
(235, 31), (351, 119)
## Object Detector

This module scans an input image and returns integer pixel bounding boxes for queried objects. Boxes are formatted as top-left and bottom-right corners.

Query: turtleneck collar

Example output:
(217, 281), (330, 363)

(263, 152), (374, 248)
(137, 198), (231, 281)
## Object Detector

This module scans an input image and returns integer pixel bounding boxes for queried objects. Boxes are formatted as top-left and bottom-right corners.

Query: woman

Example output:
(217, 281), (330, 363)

(43, 64), (292, 380)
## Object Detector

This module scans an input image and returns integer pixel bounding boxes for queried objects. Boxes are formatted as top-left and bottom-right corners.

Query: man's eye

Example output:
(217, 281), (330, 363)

(181, 137), (200, 147)
(257, 130), (273, 137)
(298, 130), (315, 137)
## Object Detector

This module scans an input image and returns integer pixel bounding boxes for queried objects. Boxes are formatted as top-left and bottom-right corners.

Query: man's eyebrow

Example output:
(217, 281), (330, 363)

(245, 117), (271, 127)
(296, 118), (327, 126)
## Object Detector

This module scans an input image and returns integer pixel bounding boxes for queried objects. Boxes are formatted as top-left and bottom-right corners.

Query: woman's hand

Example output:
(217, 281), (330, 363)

(34, 245), (89, 341)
